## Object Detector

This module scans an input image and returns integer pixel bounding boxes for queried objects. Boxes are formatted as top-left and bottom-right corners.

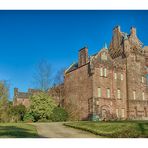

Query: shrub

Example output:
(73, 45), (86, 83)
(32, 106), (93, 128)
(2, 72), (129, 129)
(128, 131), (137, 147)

(23, 112), (35, 122)
(30, 92), (56, 121)
(7, 104), (26, 122)
(50, 107), (68, 122)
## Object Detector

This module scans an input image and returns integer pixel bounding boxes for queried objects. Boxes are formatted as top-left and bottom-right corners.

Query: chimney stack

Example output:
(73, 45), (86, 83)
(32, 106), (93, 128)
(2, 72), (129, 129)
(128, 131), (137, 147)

(78, 47), (88, 67)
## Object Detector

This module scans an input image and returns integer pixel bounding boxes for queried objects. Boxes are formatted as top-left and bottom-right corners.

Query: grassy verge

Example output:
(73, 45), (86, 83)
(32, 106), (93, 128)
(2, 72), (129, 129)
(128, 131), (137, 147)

(0, 123), (39, 138)
(64, 121), (148, 138)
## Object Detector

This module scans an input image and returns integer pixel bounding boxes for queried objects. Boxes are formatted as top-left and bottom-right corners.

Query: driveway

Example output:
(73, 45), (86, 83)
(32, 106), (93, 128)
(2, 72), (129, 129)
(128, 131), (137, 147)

(32, 122), (100, 138)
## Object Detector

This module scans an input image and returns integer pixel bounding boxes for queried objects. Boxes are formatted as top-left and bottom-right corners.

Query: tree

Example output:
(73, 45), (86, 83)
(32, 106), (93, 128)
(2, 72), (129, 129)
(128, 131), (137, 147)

(0, 81), (10, 122)
(29, 92), (56, 121)
(53, 68), (65, 86)
(50, 68), (65, 107)
(33, 60), (52, 91)
(8, 104), (26, 122)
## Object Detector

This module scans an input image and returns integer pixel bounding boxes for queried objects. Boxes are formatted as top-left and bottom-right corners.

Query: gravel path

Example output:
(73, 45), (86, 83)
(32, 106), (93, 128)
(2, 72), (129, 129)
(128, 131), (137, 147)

(32, 122), (100, 138)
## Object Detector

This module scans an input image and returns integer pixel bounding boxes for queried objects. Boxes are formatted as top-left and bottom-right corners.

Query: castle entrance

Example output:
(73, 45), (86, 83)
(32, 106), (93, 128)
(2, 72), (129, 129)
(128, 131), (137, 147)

(100, 105), (110, 120)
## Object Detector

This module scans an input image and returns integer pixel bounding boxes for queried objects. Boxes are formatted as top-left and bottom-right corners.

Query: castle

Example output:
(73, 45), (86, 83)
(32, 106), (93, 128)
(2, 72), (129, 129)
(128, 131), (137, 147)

(64, 26), (148, 120)
(13, 85), (64, 107)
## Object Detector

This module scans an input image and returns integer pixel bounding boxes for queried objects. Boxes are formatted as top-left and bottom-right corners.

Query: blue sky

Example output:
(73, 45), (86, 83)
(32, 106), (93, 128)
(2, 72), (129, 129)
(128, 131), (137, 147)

(0, 10), (148, 100)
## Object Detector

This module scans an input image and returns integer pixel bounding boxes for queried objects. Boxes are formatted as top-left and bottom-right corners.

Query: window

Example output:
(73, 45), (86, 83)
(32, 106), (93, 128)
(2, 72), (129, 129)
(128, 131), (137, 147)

(107, 88), (110, 98)
(121, 74), (123, 80)
(100, 68), (103, 76)
(98, 87), (101, 97)
(142, 92), (145, 100)
(101, 52), (107, 60)
(96, 101), (99, 105)
(142, 76), (144, 83)
(114, 72), (117, 80)
(116, 109), (119, 118)
(133, 91), (136, 100)
(117, 89), (121, 99)
(121, 109), (125, 118)
(104, 68), (107, 77)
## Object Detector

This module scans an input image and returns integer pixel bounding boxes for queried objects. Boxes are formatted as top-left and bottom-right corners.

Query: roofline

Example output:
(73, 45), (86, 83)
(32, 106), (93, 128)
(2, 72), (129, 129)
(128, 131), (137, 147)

(79, 46), (88, 51)
(65, 62), (90, 74)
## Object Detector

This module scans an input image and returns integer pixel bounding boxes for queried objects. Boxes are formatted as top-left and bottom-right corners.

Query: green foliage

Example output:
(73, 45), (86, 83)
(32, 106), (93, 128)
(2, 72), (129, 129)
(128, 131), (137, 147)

(64, 121), (148, 138)
(0, 81), (10, 122)
(8, 104), (26, 122)
(23, 112), (35, 122)
(50, 107), (68, 122)
(29, 92), (56, 121)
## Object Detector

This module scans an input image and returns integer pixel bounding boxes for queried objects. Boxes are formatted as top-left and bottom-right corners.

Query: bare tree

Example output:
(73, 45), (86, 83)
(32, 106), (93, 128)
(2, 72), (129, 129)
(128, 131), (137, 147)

(53, 68), (65, 86)
(49, 68), (65, 107)
(33, 60), (52, 91)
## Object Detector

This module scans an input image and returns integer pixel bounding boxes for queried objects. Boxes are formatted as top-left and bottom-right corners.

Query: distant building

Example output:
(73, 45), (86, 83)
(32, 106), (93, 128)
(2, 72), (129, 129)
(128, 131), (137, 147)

(13, 86), (64, 107)
(13, 88), (41, 107)
(64, 26), (148, 120)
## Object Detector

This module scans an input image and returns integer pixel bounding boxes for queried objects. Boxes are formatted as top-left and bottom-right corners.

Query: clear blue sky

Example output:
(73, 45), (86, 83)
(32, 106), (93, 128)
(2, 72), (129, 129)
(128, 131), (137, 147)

(0, 10), (148, 100)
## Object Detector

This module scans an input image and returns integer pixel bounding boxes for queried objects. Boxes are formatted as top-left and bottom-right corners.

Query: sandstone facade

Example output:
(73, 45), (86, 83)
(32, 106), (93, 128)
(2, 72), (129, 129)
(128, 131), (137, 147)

(13, 86), (64, 107)
(13, 88), (42, 107)
(64, 26), (148, 120)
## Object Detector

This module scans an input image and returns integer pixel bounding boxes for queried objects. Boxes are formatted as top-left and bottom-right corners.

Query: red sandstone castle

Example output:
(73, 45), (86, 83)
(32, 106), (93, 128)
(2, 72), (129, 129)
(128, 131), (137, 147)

(64, 26), (148, 120)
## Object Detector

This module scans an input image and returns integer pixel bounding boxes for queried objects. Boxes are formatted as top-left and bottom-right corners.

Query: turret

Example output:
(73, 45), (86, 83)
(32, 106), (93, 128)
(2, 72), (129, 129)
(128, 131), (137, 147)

(130, 27), (136, 36)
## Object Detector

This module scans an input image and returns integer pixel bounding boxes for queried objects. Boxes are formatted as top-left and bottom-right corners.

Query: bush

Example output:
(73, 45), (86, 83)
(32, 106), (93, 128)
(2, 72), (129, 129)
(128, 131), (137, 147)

(23, 112), (35, 122)
(30, 92), (56, 121)
(50, 107), (68, 122)
(7, 104), (26, 122)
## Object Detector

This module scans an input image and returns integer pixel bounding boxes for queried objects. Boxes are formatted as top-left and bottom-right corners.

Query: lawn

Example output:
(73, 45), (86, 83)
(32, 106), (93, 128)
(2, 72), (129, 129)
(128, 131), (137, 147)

(0, 123), (39, 138)
(64, 121), (148, 138)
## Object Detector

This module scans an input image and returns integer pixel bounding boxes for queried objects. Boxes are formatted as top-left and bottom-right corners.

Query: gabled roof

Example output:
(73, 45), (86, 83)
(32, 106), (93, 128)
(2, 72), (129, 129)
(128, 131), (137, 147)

(65, 62), (78, 73)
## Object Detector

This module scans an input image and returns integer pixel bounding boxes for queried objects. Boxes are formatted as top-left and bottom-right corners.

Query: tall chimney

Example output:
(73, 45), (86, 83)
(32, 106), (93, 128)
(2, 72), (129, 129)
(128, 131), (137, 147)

(78, 47), (88, 67)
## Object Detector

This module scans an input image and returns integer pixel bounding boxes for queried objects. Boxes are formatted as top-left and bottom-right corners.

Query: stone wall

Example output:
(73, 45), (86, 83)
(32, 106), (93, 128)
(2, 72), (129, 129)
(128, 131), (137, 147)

(64, 64), (92, 120)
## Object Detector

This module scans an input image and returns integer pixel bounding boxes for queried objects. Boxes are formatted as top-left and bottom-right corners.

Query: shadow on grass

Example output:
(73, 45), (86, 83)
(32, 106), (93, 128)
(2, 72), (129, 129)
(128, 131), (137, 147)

(0, 126), (42, 138)
(137, 122), (148, 137)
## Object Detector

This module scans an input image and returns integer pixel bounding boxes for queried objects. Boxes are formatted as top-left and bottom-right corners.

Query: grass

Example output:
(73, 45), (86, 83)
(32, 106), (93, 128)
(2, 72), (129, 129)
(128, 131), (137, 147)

(0, 123), (39, 138)
(64, 120), (148, 138)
